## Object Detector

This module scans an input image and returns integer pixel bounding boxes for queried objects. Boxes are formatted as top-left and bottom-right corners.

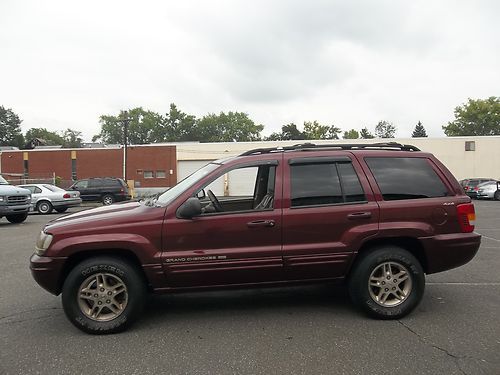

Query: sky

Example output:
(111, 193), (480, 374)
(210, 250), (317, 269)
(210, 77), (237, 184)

(0, 0), (499, 142)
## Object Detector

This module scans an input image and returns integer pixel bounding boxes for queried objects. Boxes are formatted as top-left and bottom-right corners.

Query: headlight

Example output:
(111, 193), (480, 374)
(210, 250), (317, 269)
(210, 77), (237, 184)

(35, 231), (53, 256)
(0, 196), (4, 202)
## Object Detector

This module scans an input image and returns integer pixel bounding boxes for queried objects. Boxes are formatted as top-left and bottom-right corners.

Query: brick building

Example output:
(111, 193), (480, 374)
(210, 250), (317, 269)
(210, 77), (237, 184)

(0, 145), (177, 188)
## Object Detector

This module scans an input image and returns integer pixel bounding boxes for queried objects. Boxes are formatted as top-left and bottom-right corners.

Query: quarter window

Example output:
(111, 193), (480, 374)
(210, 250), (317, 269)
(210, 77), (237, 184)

(365, 157), (448, 200)
(290, 162), (365, 207)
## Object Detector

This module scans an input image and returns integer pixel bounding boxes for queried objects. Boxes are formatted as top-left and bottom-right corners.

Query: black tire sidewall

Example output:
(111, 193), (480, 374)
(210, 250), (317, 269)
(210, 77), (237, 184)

(6, 213), (28, 223)
(349, 247), (425, 319)
(495, 191), (500, 201)
(62, 257), (146, 334)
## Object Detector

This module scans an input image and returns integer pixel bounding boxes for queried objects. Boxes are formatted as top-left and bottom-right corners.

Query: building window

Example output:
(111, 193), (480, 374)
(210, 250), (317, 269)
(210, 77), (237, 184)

(156, 170), (166, 178)
(144, 171), (154, 179)
(465, 141), (475, 151)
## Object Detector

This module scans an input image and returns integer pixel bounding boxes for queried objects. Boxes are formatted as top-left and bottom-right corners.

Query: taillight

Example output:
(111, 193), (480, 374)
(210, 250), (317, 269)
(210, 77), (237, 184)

(474, 187), (479, 191)
(456, 203), (476, 233)
(63, 193), (70, 198)
(464, 186), (469, 191)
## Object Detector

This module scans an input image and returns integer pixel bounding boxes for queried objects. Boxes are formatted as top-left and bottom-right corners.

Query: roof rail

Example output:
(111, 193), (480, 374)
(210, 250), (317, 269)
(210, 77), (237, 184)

(239, 142), (420, 156)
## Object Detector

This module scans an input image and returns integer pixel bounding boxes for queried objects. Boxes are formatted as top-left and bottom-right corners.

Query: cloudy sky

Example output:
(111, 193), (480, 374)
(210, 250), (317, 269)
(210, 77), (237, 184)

(0, 0), (499, 141)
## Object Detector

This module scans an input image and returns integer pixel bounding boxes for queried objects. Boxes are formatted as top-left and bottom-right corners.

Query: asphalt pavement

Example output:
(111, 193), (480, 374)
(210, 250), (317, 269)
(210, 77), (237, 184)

(0, 201), (499, 375)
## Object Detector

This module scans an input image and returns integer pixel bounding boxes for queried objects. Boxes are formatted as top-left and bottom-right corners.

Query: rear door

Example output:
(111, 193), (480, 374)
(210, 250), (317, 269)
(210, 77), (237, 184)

(282, 152), (379, 280)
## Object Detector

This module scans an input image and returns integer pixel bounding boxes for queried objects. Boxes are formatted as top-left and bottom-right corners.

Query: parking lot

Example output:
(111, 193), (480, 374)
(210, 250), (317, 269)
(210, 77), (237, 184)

(1, 200), (499, 375)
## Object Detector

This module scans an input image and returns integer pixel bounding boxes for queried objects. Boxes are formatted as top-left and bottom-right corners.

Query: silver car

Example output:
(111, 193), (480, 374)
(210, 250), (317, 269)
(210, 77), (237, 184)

(476, 180), (500, 200)
(18, 184), (82, 214)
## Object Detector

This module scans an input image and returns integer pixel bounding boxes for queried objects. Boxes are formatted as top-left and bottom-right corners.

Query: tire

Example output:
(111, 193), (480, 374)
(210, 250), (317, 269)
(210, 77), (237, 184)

(494, 191), (500, 201)
(102, 194), (115, 206)
(348, 246), (425, 320)
(6, 213), (28, 223)
(62, 257), (147, 334)
(55, 207), (68, 213)
(36, 201), (53, 214)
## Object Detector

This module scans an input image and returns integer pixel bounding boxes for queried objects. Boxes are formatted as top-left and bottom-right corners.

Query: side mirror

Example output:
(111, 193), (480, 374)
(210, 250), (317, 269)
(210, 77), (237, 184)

(196, 189), (206, 199)
(177, 197), (202, 219)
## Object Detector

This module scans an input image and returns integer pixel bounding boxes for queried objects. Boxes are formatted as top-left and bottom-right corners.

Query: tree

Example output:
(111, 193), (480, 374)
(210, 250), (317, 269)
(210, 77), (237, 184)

(360, 127), (375, 139)
(93, 107), (163, 144)
(25, 128), (64, 146)
(303, 121), (341, 140)
(412, 121), (428, 137)
(443, 97), (500, 136)
(158, 103), (197, 142)
(196, 111), (263, 142)
(62, 129), (84, 148)
(266, 123), (305, 141)
(374, 121), (396, 138)
(0, 106), (24, 147)
(343, 129), (359, 139)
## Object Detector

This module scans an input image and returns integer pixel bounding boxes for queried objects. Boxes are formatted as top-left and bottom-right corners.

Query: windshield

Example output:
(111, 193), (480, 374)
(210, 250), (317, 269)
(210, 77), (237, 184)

(0, 175), (8, 185)
(155, 163), (219, 206)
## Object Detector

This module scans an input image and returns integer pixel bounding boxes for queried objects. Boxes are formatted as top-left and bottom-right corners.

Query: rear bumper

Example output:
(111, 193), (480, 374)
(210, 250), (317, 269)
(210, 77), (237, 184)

(51, 198), (82, 208)
(30, 254), (67, 295)
(420, 232), (481, 274)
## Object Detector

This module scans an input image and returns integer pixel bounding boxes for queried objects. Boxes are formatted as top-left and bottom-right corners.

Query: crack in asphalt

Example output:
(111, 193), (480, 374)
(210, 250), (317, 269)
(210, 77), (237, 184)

(397, 320), (492, 375)
(0, 307), (62, 325)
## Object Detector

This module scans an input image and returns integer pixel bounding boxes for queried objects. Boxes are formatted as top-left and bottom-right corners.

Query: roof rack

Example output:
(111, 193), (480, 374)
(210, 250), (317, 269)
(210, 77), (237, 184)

(239, 142), (420, 156)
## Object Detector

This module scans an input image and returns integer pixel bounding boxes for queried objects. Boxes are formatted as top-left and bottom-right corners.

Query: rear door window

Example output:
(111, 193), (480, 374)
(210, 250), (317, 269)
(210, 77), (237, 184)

(365, 157), (448, 200)
(290, 161), (366, 207)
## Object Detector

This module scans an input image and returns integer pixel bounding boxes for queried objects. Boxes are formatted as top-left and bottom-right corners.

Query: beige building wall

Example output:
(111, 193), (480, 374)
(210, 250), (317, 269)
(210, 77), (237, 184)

(175, 136), (500, 181)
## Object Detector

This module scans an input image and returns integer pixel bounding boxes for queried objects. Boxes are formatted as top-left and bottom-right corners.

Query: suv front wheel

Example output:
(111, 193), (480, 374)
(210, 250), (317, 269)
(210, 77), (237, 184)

(348, 246), (425, 319)
(62, 257), (146, 334)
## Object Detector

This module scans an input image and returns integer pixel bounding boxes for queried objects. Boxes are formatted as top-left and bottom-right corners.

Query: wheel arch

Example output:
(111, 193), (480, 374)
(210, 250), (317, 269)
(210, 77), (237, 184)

(59, 249), (151, 294)
(351, 237), (428, 274)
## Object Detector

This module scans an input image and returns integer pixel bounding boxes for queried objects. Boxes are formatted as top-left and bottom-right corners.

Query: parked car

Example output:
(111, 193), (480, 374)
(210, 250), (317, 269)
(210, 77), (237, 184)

(69, 177), (131, 205)
(30, 142), (481, 334)
(476, 180), (500, 200)
(18, 184), (82, 214)
(0, 175), (31, 223)
(461, 178), (496, 198)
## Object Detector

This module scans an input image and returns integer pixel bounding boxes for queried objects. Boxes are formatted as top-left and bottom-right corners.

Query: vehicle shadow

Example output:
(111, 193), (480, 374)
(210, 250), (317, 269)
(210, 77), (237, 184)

(139, 283), (354, 325)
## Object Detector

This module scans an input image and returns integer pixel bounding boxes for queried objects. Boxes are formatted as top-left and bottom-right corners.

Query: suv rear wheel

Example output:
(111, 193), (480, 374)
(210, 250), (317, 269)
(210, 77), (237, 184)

(348, 246), (425, 319)
(62, 257), (146, 334)
(102, 194), (115, 206)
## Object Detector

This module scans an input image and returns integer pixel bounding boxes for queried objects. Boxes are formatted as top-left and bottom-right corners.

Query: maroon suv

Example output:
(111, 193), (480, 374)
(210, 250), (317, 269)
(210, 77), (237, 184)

(30, 143), (481, 334)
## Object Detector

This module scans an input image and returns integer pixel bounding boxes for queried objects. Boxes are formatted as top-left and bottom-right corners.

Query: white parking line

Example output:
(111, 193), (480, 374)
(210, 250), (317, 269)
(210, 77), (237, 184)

(477, 233), (500, 242)
(427, 282), (500, 286)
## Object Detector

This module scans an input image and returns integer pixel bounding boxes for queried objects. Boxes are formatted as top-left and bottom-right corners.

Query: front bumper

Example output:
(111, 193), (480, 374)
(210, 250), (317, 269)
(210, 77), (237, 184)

(0, 204), (31, 215)
(30, 254), (67, 295)
(420, 232), (481, 274)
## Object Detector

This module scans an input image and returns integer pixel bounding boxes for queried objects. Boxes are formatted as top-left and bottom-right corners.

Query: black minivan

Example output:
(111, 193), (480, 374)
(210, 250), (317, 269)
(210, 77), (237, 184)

(69, 177), (131, 205)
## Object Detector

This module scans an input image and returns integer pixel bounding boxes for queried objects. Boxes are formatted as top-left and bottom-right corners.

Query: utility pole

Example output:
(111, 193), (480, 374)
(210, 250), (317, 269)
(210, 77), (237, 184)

(122, 111), (130, 182)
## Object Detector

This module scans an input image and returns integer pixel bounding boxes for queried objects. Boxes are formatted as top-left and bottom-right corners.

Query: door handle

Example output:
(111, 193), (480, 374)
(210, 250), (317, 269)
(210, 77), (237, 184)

(347, 212), (372, 220)
(247, 220), (275, 228)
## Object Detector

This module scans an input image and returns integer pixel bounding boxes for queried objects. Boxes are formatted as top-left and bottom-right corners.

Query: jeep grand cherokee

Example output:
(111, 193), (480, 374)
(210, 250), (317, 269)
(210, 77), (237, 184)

(30, 143), (481, 334)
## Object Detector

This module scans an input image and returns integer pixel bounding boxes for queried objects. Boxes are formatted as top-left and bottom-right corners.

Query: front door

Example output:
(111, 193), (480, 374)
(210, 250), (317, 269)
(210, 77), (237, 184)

(162, 158), (283, 287)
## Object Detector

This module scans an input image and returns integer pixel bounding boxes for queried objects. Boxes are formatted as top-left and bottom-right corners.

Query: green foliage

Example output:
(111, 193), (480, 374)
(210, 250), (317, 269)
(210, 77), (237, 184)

(266, 123), (305, 141)
(196, 112), (263, 142)
(412, 121), (428, 137)
(374, 121), (396, 138)
(303, 121), (341, 140)
(360, 127), (374, 139)
(93, 107), (163, 144)
(0, 106), (24, 147)
(25, 128), (64, 145)
(443, 97), (500, 136)
(159, 104), (197, 142)
(343, 129), (359, 139)
(62, 129), (84, 148)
